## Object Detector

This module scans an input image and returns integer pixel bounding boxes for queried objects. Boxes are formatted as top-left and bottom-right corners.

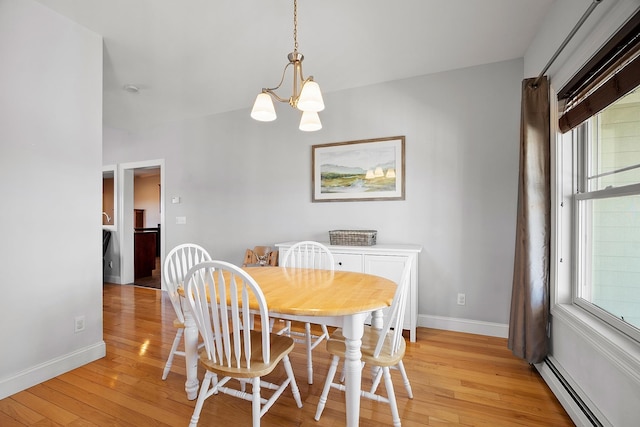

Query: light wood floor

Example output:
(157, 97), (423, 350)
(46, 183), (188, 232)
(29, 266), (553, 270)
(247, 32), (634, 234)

(1, 284), (574, 426)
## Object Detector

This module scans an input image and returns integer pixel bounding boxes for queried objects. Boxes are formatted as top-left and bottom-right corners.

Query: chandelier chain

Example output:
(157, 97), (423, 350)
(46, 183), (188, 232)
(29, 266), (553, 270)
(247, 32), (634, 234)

(293, 0), (298, 52)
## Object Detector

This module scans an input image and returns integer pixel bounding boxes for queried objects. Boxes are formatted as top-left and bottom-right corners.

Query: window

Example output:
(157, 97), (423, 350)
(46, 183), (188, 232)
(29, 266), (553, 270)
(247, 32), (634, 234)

(572, 86), (640, 341)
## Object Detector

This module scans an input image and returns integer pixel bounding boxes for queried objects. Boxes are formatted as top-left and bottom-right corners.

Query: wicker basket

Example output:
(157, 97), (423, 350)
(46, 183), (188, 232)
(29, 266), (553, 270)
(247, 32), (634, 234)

(329, 230), (377, 246)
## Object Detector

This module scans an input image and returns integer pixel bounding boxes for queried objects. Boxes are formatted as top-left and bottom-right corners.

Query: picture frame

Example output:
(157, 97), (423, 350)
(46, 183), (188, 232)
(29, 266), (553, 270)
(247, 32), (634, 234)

(312, 136), (405, 202)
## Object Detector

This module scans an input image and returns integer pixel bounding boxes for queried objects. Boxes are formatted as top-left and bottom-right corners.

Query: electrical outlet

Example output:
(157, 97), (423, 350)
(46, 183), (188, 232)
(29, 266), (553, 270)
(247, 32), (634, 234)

(74, 315), (86, 333)
(457, 293), (466, 306)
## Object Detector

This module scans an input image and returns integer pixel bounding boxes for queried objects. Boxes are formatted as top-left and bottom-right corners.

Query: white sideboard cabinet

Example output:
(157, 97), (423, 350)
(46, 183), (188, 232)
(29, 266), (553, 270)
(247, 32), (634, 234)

(275, 242), (422, 342)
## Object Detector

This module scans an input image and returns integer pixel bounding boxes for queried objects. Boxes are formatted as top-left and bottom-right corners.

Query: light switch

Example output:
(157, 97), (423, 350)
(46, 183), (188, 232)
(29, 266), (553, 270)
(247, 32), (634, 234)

(176, 216), (187, 224)
(171, 196), (181, 204)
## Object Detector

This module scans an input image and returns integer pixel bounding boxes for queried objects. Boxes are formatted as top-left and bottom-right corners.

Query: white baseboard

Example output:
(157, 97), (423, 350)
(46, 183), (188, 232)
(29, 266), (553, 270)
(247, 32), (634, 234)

(0, 341), (106, 400)
(419, 314), (509, 338)
(103, 274), (122, 284)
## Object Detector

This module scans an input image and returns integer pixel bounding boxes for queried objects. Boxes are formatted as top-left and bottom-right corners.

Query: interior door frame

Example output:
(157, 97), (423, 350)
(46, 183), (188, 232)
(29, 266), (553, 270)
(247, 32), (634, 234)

(118, 159), (165, 288)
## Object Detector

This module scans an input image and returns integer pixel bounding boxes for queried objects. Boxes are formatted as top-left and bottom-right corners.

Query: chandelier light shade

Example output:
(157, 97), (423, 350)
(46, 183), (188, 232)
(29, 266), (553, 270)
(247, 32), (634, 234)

(250, 0), (324, 131)
(299, 111), (322, 131)
(297, 81), (324, 112)
(250, 93), (277, 122)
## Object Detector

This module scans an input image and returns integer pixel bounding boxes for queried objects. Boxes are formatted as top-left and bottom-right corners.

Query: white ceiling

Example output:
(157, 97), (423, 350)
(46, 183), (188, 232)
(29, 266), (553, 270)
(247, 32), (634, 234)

(34, 0), (555, 131)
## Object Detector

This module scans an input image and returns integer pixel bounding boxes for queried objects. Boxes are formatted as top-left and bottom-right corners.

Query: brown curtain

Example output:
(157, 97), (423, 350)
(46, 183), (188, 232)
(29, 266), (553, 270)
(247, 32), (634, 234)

(508, 76), (550, 364)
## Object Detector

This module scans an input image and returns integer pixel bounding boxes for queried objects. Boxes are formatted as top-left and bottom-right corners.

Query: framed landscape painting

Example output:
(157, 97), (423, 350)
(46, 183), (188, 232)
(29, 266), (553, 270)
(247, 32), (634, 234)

(312, 136), (405, 202)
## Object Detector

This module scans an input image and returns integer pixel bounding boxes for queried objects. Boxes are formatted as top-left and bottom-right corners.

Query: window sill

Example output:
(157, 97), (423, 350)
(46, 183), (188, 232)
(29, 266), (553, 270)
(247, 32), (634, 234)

(551, 303), (640, 386)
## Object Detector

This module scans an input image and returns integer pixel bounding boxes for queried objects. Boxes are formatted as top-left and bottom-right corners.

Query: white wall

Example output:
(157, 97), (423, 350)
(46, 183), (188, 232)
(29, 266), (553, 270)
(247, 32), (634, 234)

(104, 57), (523, 336)
(0, 0), (105, 398)
(524, 0), (640, 425)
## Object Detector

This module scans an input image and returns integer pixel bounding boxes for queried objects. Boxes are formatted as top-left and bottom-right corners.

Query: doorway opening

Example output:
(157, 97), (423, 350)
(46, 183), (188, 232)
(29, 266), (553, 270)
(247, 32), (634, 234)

(118, 159), (165, 289)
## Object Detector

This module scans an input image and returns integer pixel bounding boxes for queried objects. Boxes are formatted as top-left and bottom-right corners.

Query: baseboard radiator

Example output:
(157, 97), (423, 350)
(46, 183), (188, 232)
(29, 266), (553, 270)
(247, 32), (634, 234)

(541, 357), (602, 427)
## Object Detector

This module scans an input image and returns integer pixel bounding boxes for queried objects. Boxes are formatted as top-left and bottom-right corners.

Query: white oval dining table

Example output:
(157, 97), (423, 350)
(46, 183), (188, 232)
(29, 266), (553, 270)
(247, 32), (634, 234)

(180, 266), (397, 427)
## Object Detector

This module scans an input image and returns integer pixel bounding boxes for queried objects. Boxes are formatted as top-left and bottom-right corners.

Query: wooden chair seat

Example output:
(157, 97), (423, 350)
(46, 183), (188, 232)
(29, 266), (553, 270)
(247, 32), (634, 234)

(198, 331), (295, 378)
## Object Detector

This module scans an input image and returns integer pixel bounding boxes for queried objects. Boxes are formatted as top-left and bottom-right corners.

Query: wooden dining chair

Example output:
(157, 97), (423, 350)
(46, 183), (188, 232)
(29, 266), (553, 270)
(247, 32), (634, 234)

(161, 243), (211, 380)
(184, 260), (303, 427)
(314, 259), (414, 427)
(280, 240), (335, 384)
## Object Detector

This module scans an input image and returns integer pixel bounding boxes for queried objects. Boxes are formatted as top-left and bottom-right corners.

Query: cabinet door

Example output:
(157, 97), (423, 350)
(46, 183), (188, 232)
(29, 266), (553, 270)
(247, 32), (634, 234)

(333, 253), (363, 272)
(134, 209), (144, 228)
(134, 232), (156, 279)
(364, 254), (410, 329)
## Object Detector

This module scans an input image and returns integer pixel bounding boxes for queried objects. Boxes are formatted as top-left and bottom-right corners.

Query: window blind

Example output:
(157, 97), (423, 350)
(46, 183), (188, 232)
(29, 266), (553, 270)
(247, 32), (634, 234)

(558, 11), (640, 133)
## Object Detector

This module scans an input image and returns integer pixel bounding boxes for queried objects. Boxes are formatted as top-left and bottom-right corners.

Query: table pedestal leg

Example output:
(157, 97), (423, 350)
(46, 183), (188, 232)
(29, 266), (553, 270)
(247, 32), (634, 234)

(341, 313), (366, 427)
(182, 299), (200, 400)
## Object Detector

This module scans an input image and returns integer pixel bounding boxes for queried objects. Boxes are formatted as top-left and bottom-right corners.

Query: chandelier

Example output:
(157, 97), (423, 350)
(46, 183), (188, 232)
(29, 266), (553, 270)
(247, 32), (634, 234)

(250, 0), (325, 131)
